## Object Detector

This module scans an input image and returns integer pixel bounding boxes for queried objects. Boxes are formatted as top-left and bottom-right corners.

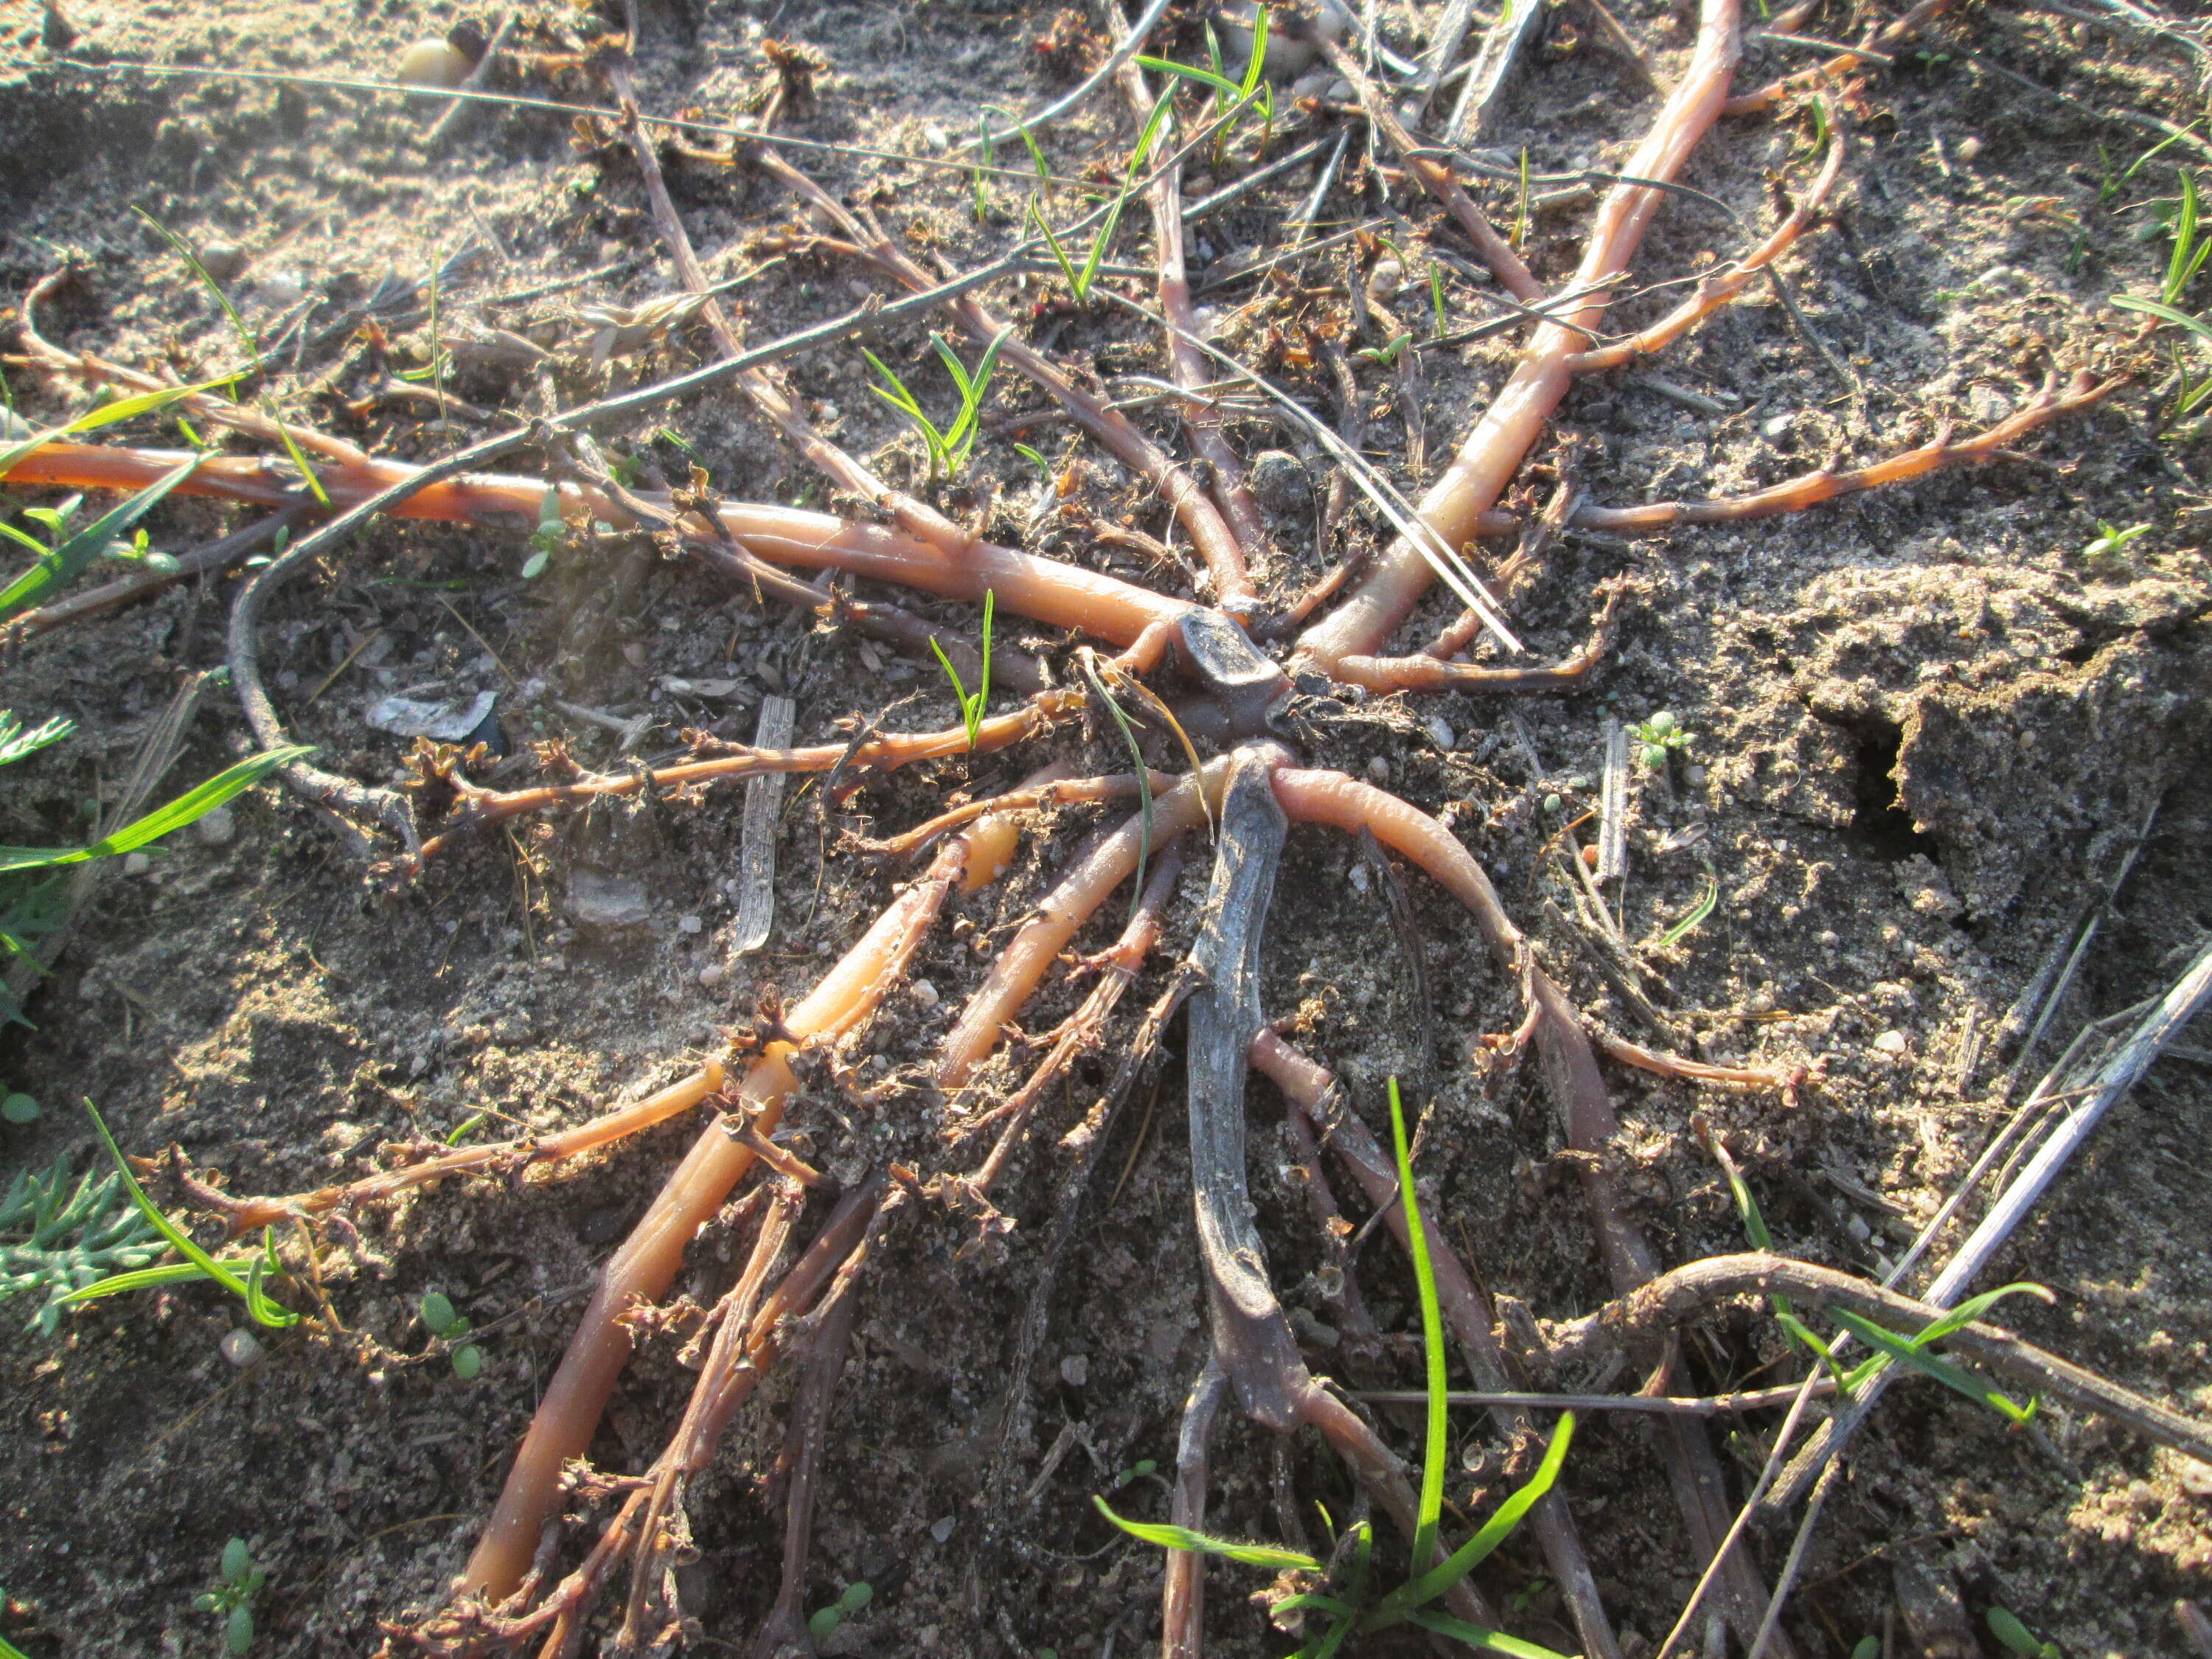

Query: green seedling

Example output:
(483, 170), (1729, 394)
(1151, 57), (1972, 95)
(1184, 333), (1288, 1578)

(1012, 442), (1053, 477)
(524, 490), (564, 579)
(863, 327), (1012, 480)
(420, 1290), (484, 1378)
(2079, 519), (2152, 570)
(1429, 265), (1450, 338)
(1513, 147), (1532, 251)
(805, 1581), (873, 1642)
(929, 588), (996, 752)
(972, 113), (995, 223)
(1110, 1457), (1160, 1490)
(1, 1154), (165, 1333)
(1357, 332), (1414, 369)
(1, 1093), (36, 1124)
(192, 1538), (267, 1656)
(1029, 186), (1135, 310)
(1849, 1639), (1881, 1659)
(1988, 1606), (2062, 1658)
(1096, 1078), (1576, 1658)
(1631, 710), (1691, 767)
(0, 456), (197, 624)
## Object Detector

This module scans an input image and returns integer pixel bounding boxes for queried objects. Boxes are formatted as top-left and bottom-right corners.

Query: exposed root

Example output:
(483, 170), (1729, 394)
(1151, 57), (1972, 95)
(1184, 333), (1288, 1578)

(1334, 580), (1626, 695)
(1573, 372), (2121, 532)
(1593, 1028), (1811, 1099)
(1565, 100), (1848, 374)
(1722, 0), (1951, 114)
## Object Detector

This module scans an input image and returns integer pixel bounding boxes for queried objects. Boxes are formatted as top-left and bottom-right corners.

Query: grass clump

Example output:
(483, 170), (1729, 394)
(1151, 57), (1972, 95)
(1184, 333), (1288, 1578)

(863, 327), (1012, 481)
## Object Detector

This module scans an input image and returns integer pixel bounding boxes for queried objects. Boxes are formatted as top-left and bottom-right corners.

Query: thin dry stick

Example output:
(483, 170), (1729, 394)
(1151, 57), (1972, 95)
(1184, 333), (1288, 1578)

(1443, 0), (1551, 144)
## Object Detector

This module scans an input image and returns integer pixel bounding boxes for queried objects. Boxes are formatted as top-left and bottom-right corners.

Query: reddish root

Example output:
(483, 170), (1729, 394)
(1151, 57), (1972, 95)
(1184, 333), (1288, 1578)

(847, 769), (1170, 862)
(1594, 1027), (1811, 1100)
(1335, 580), (1627, 695)
(1566, 101), (1848, 374)
(1573, 372), (2121, 532)
(1722, 0), (1951, 115)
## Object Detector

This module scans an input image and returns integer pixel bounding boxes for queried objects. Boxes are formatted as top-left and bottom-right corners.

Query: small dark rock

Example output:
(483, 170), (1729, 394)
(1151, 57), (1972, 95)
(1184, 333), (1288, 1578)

(1248, 450), (1311, 516)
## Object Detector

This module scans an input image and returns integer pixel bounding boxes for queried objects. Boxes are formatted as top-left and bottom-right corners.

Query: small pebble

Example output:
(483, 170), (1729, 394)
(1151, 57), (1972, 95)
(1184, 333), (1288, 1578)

(397, 36), (473, 88)
(676, 913), (704, 936)
(931, 1515), (956, 1545)
(1954, 133), (1983, 164)
(123, 852), (151, 876)
(1761, 413), (1794, 441)
(1872, 1030), (1910, 1056)
(911, 978), (939, 1007)
(1365, 754), (1391, 785)
(922, 124), (950, 153)
(1425, 716), (1455, 751)
(1366, 256), (1405, 302)
(1060, 1354), (1088, 1388)
(1246, 450), (1310, 517)
(193, 804), (236, 847)
(197, 241), (247, 284)
(698, 963), (728, 990)
(219, 1329), (263, 1368)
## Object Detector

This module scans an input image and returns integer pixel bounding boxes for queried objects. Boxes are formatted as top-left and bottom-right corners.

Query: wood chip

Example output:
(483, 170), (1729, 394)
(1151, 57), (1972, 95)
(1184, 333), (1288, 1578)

(732, 695), (794, 956)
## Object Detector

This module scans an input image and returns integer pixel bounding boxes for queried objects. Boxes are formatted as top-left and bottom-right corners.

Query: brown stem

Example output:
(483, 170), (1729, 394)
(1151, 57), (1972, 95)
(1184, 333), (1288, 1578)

(18, 268), (372, 468)
(414, 689), (1088, 868)
(967, 844), (1184, 1191)
(1544, 1252), (2212, 1467)
(1313, 35), (1543, 303)
(849, 769), (1169, 862)
(1108, 15), (1272, 564)
(1572, 372), (2120, 531)
(1293, 0), (1742, 672)
(213, 1062), (727, 1238)
(0, 507), (308, 651)
(1566, 108), (1847, 373)
(1163, 1360), (1231, 1659)
(3, 442), (1196, 652)
(1335, 580), (1624, 694)
(938, 763), (1217, 1088)
(1721, 0), (1950, 114)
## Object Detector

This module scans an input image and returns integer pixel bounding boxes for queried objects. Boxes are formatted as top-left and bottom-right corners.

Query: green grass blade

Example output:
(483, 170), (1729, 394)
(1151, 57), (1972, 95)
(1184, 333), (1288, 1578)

(0, 713), (75, 768)
(81, 1099), (298, 1326)
(136, 208), (260, 369)
(1239, 4), (1271, 97)
(1397, 1608), (1579, 1659)
(1131, 87), (1177, 175)
(975, 588), (995, 737)
(0, 744), (311, 875)
(1913, 1281), (2051, 1345)
(2112, 293), (2212, 349)
(1657, 872), (1719, 947)
(2168, 173), (2201, 304)
(1389, 1077), (1449, 1573)
(1828, 1309), (2037, 1422)
(932, 334), (978, 403)
(59, 1256), (266, 1305)
(0, 454), (199, 622)
(1138, 56), (1245, 99)
(1366, 1414), (1576, 1624)
(1305, 1522), (1372, 1659)
(1091, 1498), (1322, 1571)
(1029, 197), (1085, 296)
(1079, 178), (1135, 302)
(928, 636), (972, 718)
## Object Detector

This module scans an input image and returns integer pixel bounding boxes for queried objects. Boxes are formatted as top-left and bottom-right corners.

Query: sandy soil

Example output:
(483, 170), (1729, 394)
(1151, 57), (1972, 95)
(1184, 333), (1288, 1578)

(1, 0), (2210, 1655)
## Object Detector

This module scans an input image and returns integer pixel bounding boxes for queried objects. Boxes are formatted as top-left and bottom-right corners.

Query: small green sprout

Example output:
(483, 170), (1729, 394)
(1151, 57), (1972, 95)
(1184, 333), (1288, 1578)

(192, 1537), (267, 1656)
(2079, 520), (2151, 570)
(1631, 710), (1692, 768)
(1012, 442), (1052, 477)
(2165, 172), (2211, 305)
(1110, 1457), (1159, 1490)
(524, 490), (564, 579)
(1429, 265), (1449, 339)
(929, 589), (995, 752)
(1355, 332), (1414, 369)
(1849, 1639), (1881, 1659)
(420, 1290), (484, 1379)
(1, 1093), (38, 1124)
(1988, 1606), (2062, 1658)
(806, 1581), (873, 1642)
(863, 327), (1012, 481)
